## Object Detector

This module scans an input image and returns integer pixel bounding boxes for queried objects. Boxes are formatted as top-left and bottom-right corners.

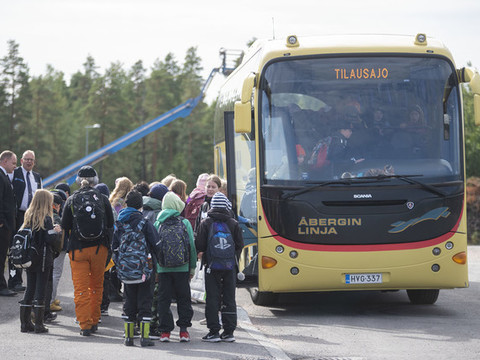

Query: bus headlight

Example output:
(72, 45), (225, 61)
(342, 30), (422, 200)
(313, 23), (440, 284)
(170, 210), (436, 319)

(432, 247), (441, 256)
(275, 245), (284, 254)
(289, 250), (298, 259)
(431, 264), (440, 272)
(445, 241), (454, 250)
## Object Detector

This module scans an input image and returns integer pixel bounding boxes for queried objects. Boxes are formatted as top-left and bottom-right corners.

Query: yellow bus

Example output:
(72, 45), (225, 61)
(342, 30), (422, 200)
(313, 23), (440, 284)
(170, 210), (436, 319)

(213, 34), (480, 305)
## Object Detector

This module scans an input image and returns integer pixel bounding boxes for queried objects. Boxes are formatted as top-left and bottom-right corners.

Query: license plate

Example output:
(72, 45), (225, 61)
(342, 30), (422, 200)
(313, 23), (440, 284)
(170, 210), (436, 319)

(345, 273), (382, 284)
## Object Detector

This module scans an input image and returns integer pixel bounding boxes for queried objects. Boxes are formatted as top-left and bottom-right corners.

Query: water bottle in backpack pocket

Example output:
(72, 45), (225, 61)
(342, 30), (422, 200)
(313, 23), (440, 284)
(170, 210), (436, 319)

(156, 216), (190, 268)
(207, 221), (236, 271)
(72, 188), (106, 241)
(114, 219), (152, 284)
(10, 228), (42, 269)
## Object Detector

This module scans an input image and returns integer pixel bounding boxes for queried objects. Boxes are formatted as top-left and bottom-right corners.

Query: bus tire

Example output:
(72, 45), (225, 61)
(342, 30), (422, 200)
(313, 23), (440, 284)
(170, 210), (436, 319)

(406, 289), (440, 304)
(248, 287), (277, 306)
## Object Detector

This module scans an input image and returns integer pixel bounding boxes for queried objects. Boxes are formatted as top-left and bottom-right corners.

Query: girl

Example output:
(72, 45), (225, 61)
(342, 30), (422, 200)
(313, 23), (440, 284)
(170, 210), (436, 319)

(193, 174), (221, 234)
(19, 189), (61, 333)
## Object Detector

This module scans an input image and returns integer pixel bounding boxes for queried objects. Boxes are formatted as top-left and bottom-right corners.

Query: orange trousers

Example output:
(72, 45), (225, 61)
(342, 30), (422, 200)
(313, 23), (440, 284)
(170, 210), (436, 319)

(69, 245), (108, 330)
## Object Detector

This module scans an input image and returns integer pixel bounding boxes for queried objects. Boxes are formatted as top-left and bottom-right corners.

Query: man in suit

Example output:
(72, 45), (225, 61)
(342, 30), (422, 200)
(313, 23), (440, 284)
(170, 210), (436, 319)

(0, 150), (17, 297)
(9, 150), (42, 291)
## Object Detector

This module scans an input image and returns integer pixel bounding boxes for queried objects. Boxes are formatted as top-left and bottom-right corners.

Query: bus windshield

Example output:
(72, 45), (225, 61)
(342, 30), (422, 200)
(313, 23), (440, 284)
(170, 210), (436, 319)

(259, 56), (462, 184)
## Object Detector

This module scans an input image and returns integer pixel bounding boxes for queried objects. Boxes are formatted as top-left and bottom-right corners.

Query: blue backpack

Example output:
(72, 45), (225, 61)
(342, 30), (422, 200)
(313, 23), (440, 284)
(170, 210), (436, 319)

(207, 221), (236, 270)
(115, 219), (152, 284)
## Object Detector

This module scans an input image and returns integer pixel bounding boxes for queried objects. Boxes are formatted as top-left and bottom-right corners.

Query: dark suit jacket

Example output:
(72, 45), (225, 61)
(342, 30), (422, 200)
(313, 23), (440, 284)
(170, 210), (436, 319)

(0, 170), (16, 232)
(12, 167), (42, 210)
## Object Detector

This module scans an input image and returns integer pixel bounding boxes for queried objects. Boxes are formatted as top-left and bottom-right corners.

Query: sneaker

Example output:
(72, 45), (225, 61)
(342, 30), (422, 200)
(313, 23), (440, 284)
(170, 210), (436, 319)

(220, 331), (235, 342)
(202, 331), (221, 342)
(199, 318), (207, 325)
(44, 312), (57, 323)
(91, 324), (98, 333)
(160, 332), (171, 342)
(53, 299), (60, 305)
(100, 309), (109, 316)
(179, 331), (190, 342)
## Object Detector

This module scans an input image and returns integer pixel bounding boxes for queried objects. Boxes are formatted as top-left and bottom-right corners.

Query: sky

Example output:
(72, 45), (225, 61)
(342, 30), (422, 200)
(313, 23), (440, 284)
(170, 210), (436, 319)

(1, 0), (479, 104)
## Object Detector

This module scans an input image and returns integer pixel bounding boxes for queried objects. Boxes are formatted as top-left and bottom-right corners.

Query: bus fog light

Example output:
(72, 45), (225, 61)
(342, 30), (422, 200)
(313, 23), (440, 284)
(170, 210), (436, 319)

(431, 264), (440, 272)
(445, 241), (454, 250)
(432, 247), (441, 256)
(289, 250), (298, 259)
(275, 245), (284, 254)
(290, 267), (299, 275)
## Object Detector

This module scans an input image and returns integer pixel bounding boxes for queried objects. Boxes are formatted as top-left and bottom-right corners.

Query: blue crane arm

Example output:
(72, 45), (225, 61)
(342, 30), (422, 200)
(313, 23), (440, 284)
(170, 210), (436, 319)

(43, 68), (219, 188)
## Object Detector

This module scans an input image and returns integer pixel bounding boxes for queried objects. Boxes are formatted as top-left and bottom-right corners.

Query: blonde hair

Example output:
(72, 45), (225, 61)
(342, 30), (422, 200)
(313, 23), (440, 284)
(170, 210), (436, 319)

(109, 177), (134, 207)
(169, 179), (187, 202)
(22, 190), (53, 231)
(161, 174), (176, 188)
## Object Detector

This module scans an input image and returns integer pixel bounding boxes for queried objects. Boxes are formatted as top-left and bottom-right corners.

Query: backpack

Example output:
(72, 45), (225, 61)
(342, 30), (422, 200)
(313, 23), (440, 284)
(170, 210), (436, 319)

(308, 136), (332, 169)
(71, 188), (106, 241)
(115, 218), (152, 284)
(184, 193), (205, 229)
(156, 216), (190, 268)
(10, 228), (42, 269)
(206, 221), (236, 271)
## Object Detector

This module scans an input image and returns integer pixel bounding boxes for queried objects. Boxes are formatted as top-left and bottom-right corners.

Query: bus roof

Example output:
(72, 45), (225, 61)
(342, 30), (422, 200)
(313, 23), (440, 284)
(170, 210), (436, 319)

(241, 33), (454, 69)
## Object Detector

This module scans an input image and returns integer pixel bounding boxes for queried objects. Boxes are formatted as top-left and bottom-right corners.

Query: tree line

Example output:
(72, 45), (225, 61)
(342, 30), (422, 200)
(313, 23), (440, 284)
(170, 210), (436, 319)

(0, 40), (216, 191)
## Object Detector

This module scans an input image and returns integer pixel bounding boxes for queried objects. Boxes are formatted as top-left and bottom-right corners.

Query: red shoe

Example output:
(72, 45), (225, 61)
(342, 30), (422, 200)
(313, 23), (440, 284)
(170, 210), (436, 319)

(179, 331), (190, 342)
(160, 332), (170, 342)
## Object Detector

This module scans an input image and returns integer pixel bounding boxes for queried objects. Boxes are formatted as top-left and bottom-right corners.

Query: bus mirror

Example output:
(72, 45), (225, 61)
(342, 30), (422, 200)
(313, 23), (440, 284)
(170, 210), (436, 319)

(458, 67), (480, 93)
(234, 74), (256, 133)
(234, 101), (252, 133)
(474, 94), (480, 126)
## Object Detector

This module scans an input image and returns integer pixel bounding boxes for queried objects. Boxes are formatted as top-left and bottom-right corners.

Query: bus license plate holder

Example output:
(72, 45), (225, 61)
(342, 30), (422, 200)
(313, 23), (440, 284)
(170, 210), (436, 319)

(345, 273), (383, 284)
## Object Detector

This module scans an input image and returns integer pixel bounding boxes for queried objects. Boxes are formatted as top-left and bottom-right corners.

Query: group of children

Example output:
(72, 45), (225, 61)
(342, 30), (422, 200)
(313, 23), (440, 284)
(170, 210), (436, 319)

(17, 168), (244, 347)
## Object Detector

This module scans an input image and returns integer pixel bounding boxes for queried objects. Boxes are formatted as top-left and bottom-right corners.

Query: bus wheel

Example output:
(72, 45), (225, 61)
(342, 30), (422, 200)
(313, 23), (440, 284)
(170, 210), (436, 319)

(248, 287), (277, 306)
(406, 289), (440, 304)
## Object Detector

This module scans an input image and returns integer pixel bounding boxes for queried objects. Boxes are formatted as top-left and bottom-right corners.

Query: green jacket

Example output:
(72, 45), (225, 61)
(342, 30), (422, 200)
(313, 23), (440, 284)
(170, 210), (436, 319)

(154, 201), (197, 275)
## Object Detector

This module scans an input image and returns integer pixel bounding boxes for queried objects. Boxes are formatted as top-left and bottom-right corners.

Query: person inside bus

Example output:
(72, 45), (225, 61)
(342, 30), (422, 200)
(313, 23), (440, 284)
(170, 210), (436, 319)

(393, 105), (430, 157)
(308, 120), (365, 172)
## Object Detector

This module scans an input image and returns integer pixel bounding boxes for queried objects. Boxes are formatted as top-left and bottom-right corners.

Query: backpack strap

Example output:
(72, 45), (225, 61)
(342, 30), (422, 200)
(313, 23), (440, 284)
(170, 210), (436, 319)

(136, 218), (147, 232)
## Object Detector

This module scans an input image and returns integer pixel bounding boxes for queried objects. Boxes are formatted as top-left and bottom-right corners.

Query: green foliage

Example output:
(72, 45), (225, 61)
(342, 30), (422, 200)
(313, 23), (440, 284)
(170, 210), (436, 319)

(0, 41), (215, 193)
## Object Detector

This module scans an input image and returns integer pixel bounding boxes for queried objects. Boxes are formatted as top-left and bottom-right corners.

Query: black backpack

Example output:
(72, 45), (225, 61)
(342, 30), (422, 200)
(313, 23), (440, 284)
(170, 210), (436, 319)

(71, 188), (106, 241)
(206, 221), (236, 271)
(156, 216), (190, 268)
(10, 228), (43, 269)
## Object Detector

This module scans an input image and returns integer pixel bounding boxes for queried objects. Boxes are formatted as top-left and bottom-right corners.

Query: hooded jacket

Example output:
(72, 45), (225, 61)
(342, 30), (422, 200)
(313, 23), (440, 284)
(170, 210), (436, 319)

(154, 192), (196, 275)
(112, 207), (160, 264)
(142, 195), (162, 223)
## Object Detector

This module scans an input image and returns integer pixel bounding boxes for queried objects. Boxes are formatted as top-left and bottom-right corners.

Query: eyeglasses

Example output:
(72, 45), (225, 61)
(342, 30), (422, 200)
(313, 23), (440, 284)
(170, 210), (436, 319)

(23, 158), (35, 162)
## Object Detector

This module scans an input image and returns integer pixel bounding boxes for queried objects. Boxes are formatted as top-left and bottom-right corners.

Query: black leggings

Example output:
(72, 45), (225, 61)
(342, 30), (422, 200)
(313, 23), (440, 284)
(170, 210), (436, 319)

(22, 267), (50, 304)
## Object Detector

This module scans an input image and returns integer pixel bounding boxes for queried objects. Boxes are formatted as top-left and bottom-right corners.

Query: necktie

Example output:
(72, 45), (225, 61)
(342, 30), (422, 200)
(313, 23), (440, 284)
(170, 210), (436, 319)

(26, 171), (33, 206)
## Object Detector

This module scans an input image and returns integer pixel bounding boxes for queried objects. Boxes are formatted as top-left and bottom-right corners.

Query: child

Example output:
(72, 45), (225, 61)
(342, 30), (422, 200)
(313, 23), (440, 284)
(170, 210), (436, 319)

(195, 192), (244, 342)
(154, 191), (197, 342)
(112, 190), (159, 347)
(19, 189), (62, 333)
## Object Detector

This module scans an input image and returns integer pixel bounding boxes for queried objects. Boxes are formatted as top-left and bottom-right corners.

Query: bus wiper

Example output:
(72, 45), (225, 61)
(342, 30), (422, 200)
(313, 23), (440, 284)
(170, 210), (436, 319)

(360, 174), (447, 198)
(281, 179), (353, 200)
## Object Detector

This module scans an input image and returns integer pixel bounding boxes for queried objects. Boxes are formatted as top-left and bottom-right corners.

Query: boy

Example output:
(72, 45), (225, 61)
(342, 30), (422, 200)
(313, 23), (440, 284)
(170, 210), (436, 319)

(112, 190), (159, 347)
(195, 192), (244, 342)
(154, 191), (197, 342)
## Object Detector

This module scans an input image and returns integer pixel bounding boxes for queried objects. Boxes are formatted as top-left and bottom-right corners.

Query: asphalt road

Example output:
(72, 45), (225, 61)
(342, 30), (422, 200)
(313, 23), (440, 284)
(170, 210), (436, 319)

(1, 247), (479, 360)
